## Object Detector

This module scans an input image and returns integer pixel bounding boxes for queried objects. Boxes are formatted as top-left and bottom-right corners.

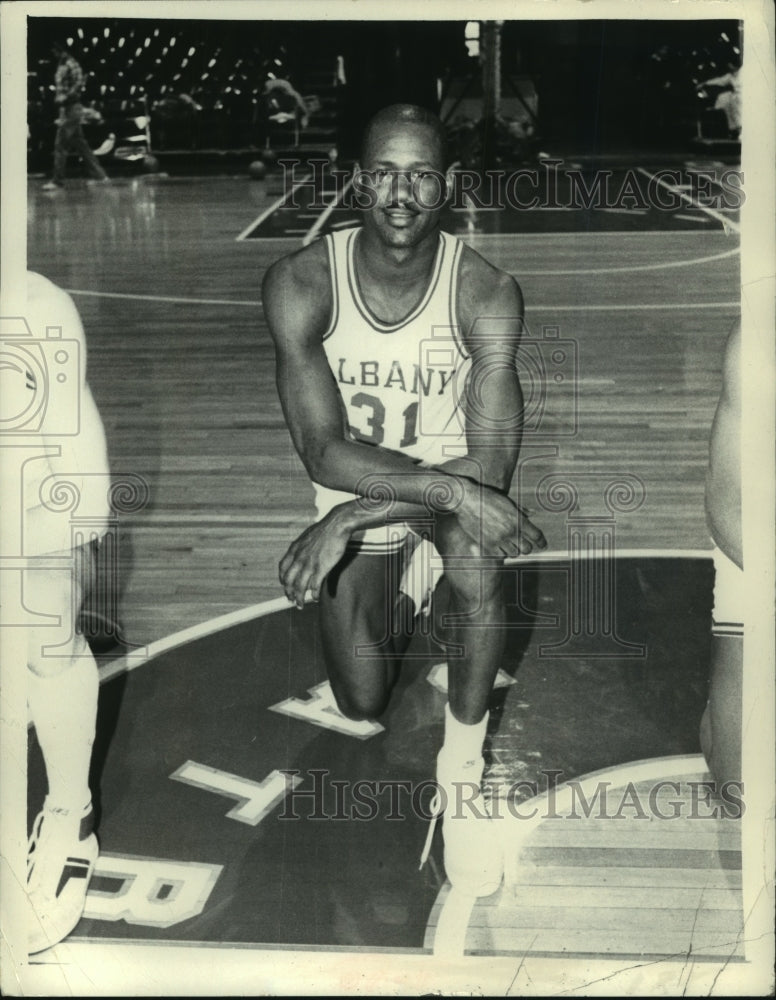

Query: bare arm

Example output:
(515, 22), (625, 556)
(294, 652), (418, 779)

(453, 264), (526, 491)
(263, 251), (485, 518)
(269, 251), (545, 605)
(705, 321), (742, 567)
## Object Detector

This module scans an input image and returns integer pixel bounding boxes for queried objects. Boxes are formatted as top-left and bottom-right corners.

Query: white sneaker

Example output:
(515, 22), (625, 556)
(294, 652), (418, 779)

(419, 753), (503, 897)
(27, 804), (98, 954)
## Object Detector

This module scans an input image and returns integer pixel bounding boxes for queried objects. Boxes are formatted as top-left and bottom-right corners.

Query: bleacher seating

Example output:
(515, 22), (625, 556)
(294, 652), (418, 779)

(28, 21), (337, 161)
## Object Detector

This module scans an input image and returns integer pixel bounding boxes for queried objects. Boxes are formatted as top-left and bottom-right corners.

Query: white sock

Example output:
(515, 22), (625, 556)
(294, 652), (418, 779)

(28, 658), (98, 817)
(440, 702), (488, 770)
(399, 538), (437, 617)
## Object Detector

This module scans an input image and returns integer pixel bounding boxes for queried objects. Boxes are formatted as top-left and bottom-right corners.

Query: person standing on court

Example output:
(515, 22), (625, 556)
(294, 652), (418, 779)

(256, 73), (310, 149)
(696, 64), (742, 139)
(42, 41), (109, 190)
(263, 104), (546, 897)
(11, 273), (112, 950)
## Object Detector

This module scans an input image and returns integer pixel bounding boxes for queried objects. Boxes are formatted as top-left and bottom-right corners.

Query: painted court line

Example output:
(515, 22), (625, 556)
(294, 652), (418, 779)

(96, 596), (293, 684)
(636, 167), (741, 235)
(235, 172), (313, 241)
(302, 176), (354, 246)
(65, 290), (738, 312)
(430, 752), (717, 958)
(233, 235), (302, 242)
(34, 939), (749, 988)
(464, 229), (735, 238)
(542, 301), (737, 312)
(95, 548), (713, 685)
(130, 513), (313, 526)
(65, 289), (257, 308)
(482, 245), (739, 276)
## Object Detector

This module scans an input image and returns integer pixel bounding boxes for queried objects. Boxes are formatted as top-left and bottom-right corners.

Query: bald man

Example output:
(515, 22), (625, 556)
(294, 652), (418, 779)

(263, 104), (545, 896)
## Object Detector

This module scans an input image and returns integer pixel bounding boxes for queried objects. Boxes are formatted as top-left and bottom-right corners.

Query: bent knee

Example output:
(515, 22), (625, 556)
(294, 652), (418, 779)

(443, 559), (504, 606)
(435, 527), (501, 565)
(330, 684), (388, 723)
(28, 630), (91, 678)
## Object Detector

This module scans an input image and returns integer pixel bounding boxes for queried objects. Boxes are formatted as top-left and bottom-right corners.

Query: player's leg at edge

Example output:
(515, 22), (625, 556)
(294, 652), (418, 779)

(26, 542), (100, 954)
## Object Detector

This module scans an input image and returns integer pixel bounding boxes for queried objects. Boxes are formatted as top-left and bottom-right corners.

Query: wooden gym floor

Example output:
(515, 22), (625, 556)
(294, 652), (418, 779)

(27, 164), (740, 646)
(24, 161), (747, 987)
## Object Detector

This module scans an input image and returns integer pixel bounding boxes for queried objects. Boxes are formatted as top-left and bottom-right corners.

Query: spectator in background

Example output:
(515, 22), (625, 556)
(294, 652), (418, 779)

(152, 93), (202, 151)
(264, 76), (309, 125)
(696, 64), (741, 138)
(42, 41), (110, 190)
(257, 74), (309, 148)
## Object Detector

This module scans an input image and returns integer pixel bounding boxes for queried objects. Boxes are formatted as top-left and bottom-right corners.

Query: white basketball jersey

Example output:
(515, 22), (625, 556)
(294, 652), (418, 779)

(321, 226), (470, 466)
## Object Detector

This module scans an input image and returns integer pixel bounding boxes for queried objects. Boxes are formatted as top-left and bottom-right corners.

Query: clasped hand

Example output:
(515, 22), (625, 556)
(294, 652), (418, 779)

(278, 481), (546, 609)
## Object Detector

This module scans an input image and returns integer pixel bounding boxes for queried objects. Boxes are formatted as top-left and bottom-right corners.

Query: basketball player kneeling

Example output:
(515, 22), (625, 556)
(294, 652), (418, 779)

(264, 105), (546, 897)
